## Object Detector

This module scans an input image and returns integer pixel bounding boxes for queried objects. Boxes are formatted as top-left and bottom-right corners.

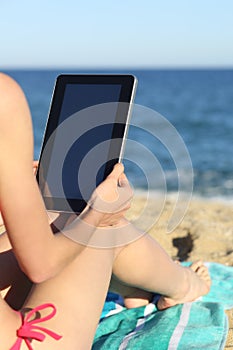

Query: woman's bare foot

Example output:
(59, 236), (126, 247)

(110, 275), (154, 309)
(122, 260), (200, 310)
(124, 288), (153, 309)
(157, 260), (211, 310)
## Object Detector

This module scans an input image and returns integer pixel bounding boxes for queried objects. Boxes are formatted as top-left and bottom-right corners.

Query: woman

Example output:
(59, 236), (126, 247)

(0, 73), (211, 349)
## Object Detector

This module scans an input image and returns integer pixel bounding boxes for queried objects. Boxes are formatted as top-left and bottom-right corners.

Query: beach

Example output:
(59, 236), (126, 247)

(126, 194), (233, 349)
(127, 194), (233, 265)
(3, 63), (233, 350)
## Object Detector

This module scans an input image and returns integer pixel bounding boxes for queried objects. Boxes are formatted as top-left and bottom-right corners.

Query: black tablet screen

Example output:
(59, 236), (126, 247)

(37, 74), (136, 213)
(45, 84), (121, 200)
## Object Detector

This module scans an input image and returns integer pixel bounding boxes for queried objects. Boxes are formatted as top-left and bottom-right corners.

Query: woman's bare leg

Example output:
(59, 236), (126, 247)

(110, 220), (211, 309)
(0, 226), (211, 349)
(110, 274), (153, 308)
(22, 246), (117, 349)
(157, 260), (211, 310)
(17, 227), (211, 346)
(0, 245), (119, 349)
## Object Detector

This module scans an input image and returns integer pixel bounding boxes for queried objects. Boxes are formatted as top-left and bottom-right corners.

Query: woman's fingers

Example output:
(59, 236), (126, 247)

(107, 163), (124, 182)
(33, 160), (39, 175)
(118, 172), (128, 186)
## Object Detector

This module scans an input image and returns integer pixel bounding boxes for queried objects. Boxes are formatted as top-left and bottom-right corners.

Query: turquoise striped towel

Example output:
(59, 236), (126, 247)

(93, 263), (232, 350)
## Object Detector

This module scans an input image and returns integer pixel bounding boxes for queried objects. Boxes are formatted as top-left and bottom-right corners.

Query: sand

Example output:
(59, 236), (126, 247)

(127, 194), (233, 265)
(126, 194), (233, 349)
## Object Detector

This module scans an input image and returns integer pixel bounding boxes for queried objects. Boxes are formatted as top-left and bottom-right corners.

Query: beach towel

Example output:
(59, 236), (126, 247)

(93, 262), (233, 350)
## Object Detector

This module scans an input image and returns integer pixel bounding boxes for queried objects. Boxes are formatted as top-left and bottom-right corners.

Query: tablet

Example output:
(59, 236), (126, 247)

(37, 74), (137, 213)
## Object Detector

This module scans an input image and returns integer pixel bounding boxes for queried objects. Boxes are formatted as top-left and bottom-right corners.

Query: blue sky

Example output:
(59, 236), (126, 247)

(1, 0), (233, 68)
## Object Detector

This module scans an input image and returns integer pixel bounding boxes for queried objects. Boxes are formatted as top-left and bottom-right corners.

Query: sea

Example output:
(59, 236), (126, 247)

(3, 69), (233, 200)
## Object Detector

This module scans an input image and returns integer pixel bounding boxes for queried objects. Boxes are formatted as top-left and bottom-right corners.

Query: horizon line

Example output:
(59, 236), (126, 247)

(1, 65), (233, 71)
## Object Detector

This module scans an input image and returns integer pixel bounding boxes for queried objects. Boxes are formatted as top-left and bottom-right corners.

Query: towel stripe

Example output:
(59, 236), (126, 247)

(167, 302), (192, 350)
(119, 318), (145, 350)
(118, 303), (154, 350)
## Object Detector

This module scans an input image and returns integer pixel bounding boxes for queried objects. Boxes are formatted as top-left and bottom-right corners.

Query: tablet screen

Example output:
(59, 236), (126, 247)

(37, 74), (137, 213)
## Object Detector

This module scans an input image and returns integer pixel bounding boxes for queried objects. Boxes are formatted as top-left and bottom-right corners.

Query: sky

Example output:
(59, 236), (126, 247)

(1, 0), (233, 69)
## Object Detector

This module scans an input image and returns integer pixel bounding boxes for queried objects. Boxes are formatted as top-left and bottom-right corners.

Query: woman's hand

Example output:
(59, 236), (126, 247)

(60, 163), (133, 248)
(86, 163), (133, 227)
(33, 160), (133, 229)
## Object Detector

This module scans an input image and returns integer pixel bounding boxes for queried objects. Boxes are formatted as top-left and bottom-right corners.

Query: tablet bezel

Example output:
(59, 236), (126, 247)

(37, 74), (137, 213)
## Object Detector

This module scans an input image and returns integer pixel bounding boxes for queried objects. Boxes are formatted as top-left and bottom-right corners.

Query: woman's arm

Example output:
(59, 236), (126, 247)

(0, 73), (131, 283)
(0, 73), (65, 282)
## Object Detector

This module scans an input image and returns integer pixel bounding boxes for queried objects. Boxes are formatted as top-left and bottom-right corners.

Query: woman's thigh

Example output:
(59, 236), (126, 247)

(21, 246), (115, 349)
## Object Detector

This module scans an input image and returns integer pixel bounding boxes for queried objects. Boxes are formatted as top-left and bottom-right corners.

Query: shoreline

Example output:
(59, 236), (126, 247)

(133, 188), (233, 205)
